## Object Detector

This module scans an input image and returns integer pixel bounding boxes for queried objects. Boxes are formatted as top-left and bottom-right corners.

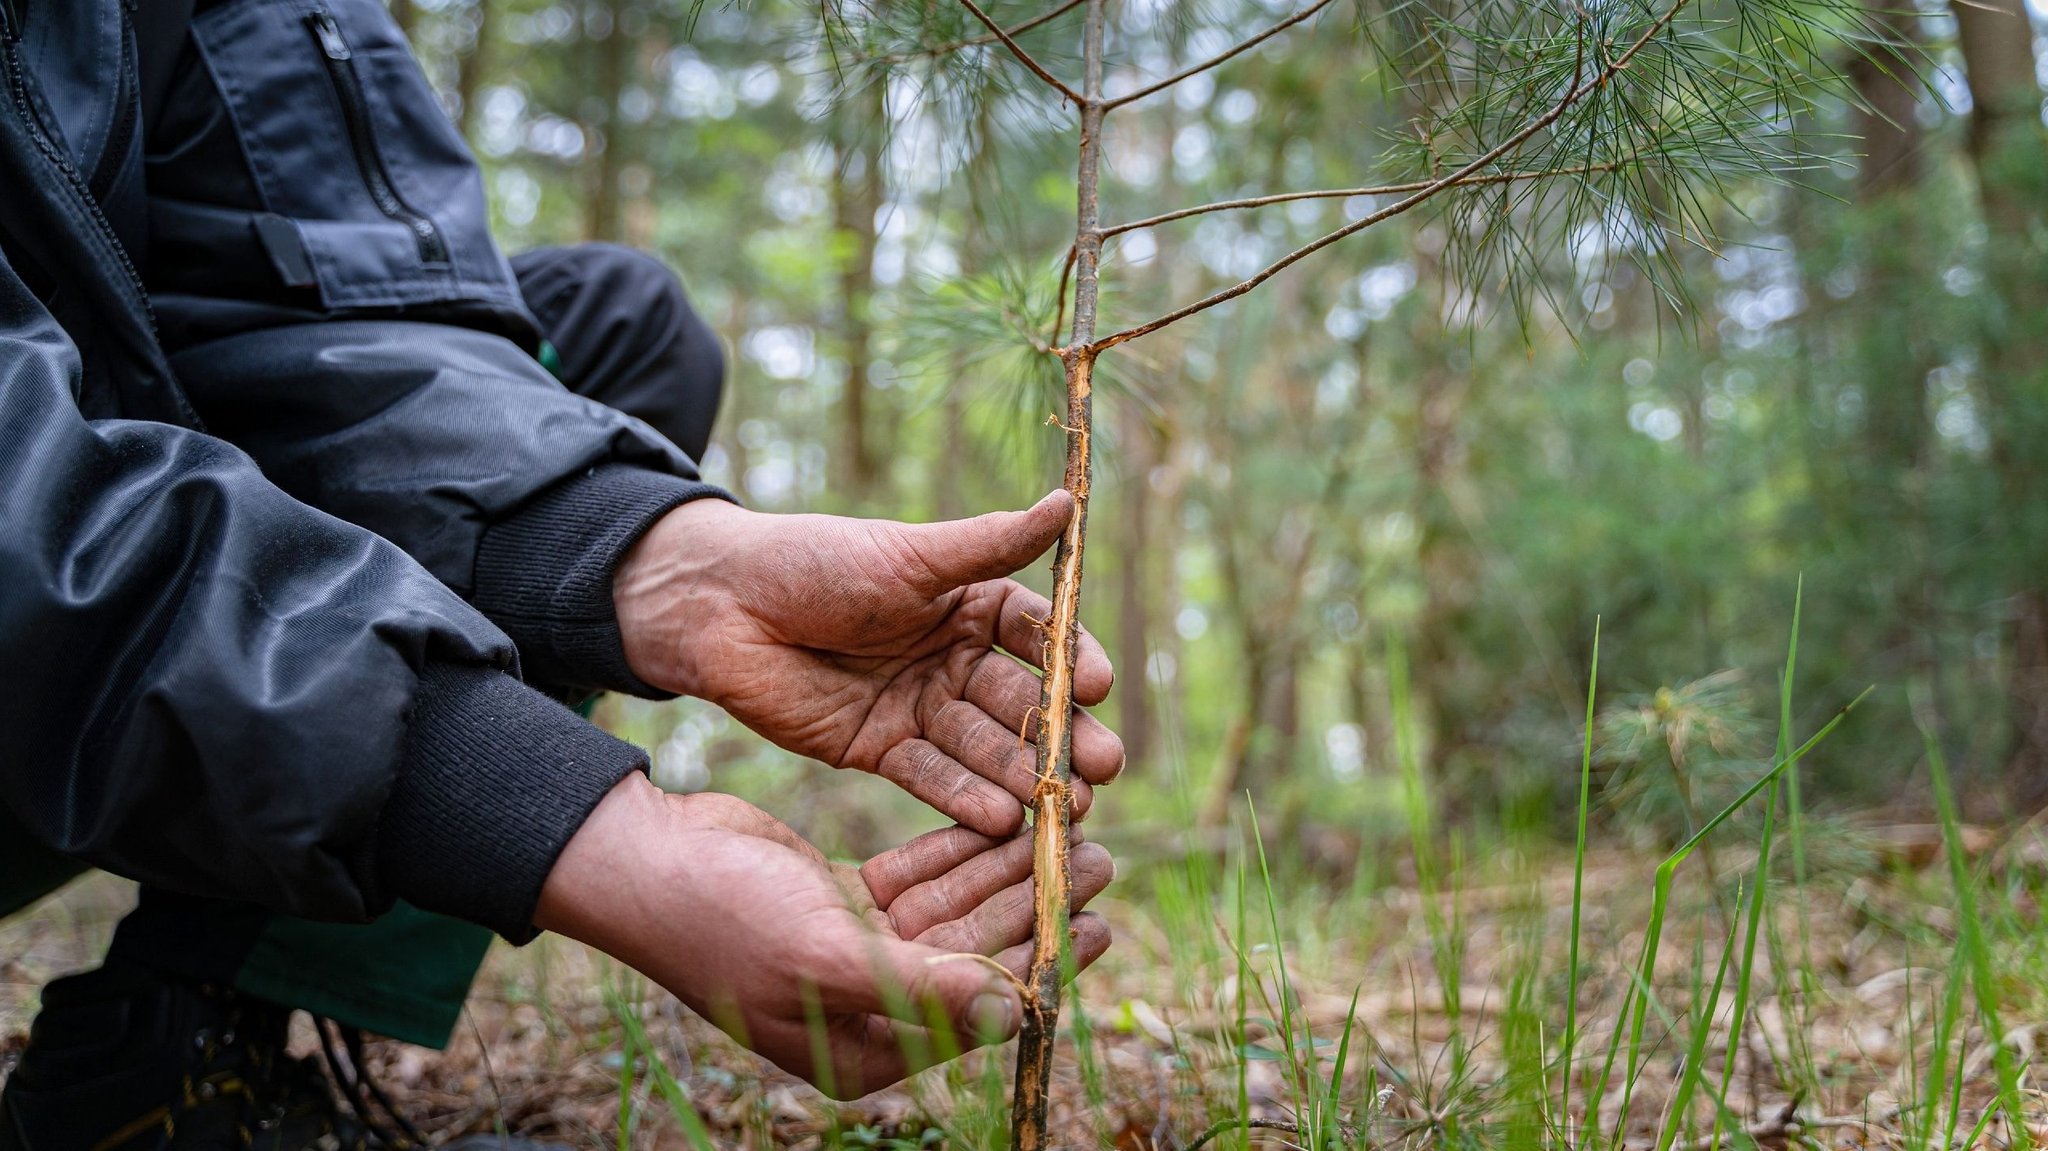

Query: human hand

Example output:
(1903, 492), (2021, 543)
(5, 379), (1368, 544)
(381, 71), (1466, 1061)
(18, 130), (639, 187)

(614, 493), (1124, 835)
(535, 775), (1113, 1096)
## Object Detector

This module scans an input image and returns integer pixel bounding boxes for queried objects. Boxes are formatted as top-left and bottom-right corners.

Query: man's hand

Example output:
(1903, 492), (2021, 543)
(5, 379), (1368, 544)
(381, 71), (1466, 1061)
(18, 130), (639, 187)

(535, 775), (1113, 1097)
(615, 492), (1124, 834)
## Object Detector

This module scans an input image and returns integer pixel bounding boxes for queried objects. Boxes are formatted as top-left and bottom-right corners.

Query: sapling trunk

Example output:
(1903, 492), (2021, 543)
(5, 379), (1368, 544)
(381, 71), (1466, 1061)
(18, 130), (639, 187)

(1009, 2), (1103, 1147)
(924, 0), (1816, 1140)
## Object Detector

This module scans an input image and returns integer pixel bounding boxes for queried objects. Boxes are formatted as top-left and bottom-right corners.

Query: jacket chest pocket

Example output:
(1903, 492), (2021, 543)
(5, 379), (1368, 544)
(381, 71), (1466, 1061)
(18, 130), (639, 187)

(187, 0), (520, 310)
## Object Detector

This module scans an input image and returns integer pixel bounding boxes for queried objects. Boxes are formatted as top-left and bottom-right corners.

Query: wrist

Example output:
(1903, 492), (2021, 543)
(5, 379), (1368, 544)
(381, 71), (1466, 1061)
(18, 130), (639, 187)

(613, 498), (753, 695)
(534, 775), (695, 965)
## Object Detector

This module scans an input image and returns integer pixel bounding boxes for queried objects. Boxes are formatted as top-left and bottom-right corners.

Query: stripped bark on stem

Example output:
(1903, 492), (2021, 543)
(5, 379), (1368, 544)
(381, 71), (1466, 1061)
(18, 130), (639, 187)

(1009, 0), (1101, 1147)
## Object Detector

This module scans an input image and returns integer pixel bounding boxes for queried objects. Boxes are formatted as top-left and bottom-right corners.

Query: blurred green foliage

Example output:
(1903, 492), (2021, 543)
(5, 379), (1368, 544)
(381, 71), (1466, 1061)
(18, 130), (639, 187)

(393, 0), (2047, 846)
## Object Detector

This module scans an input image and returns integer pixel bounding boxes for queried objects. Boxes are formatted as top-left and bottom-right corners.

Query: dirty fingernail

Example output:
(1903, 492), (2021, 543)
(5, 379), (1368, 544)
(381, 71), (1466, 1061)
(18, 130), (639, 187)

(972, 992), (1019, 1040)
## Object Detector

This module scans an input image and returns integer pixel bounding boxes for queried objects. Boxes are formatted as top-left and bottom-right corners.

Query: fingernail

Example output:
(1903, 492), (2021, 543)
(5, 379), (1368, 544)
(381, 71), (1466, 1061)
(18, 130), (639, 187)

(972, 992), (1018, 1039)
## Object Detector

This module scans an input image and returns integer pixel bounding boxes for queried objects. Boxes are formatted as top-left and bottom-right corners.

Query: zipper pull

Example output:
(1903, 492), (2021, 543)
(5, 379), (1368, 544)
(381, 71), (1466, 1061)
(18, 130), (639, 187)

(308, 11), (351, 60)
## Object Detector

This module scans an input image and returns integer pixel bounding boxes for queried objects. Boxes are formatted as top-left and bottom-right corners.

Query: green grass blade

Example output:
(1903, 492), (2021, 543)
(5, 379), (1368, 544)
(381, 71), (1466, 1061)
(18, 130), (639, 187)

(1780, 578), (1819, 1086)
(1708, 781), (1778, 1149)
(1561, 617), (1600, 1125)
(613, 972), (717, 1151)
(1921, 697), (2026, 1144)
(1249, 796), (1314, 1139)
(1592, 682), (1871, 1138)
(1655, 882), (1742, 1151)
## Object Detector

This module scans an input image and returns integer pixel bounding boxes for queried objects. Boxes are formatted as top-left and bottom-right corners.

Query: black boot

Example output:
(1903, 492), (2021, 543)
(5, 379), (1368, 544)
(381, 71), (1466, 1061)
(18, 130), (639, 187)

(0, 964), (366, 1150)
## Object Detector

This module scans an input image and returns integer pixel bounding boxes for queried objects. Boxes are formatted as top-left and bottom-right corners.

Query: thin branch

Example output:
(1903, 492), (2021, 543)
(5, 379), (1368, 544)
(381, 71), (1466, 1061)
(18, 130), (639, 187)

(1092, 0), (1691, 353)
(1102, 0), (1338, 111)
(1048, 243), (1078, 350)
(1100, 162), (1628, 238)
(872, 0), (1086, 66)
(953, 0), (1086, 105)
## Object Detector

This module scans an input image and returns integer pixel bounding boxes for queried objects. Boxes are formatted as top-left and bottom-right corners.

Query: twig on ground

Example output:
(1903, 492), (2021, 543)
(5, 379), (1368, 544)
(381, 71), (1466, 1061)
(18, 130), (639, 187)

(1183, 1117), (1362, 1151)
(1630, 1098), (1901, 1151)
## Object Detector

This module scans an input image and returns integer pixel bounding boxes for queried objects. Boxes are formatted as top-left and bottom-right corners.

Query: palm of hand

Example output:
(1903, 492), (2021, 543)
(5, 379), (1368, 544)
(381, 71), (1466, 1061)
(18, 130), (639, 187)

(619, 496), (1124, 835)
(624, 791), (1115, 1097)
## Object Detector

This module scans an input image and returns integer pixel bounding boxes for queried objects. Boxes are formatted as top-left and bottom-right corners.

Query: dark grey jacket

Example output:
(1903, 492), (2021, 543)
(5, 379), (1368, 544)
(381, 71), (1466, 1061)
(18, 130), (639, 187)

(0, 0), (721, 938)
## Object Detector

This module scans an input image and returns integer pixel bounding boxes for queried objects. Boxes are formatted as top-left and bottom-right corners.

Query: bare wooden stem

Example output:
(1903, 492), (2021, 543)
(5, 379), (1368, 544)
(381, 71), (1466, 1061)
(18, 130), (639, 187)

(954, 0), (1086, 104)
(1008, 1), (1102, 1148)
(1102, 0), (1338, 110)
(1099, 161), (1628, 238)
(1091, 0), (1693, 353)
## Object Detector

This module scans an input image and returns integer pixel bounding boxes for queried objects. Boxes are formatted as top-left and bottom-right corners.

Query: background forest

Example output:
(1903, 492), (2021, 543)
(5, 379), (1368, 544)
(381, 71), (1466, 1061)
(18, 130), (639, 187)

(391, 0), (2042, 839)
(12, 0), (2048, 1145)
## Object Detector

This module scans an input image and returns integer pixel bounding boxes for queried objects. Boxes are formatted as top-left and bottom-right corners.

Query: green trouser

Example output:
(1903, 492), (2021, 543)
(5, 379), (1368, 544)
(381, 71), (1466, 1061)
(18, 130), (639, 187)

(1, 813), (491, 1049)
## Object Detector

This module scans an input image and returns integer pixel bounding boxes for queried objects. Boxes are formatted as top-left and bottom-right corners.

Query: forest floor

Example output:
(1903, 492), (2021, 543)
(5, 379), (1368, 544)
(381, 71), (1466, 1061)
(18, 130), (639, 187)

(5, 817), (2043, 1150)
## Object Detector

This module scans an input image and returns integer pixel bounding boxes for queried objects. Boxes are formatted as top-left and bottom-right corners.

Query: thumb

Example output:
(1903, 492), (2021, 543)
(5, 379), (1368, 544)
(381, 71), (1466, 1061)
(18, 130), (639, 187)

(894, 491), (1074, 594)
(821, 935), (1024, 1047)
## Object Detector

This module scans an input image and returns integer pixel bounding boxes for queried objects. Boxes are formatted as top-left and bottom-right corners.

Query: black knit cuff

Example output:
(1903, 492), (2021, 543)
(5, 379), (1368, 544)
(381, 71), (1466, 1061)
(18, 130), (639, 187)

(473, 464), (733, 698)
(381, 662), (648, 942)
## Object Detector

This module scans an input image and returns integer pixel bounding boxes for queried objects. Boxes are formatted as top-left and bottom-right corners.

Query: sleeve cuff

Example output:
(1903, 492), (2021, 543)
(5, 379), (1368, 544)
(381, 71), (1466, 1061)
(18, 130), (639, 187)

(380, 662), (649, 942)
(472, 463), (733, 698)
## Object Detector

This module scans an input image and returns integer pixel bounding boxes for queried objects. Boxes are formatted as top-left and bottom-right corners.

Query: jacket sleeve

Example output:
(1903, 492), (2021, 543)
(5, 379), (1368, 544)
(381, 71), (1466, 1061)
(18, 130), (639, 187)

(166, 321), (729, 698)
(0, 251), (646, 940)
(143, 0), (731, 697)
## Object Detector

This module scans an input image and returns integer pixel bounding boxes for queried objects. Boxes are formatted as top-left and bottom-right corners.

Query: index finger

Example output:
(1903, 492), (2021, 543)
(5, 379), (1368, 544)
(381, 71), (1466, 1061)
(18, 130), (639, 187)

(995, 581), (1114, 706)
(861, 825), (1001, 910)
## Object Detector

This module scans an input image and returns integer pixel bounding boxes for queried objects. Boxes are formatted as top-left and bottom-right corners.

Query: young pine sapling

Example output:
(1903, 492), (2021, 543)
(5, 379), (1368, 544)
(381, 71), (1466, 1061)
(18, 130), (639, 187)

(833, 0), (1877, 1142)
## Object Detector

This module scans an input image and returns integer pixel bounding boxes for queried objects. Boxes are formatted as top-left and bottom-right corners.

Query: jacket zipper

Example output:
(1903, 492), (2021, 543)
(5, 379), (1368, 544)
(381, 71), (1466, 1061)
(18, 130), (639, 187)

(0, 0), (19, 43)
(88, 28), (139, 202)
(1, 31), (157, 335)
(306, 10), (448, 265)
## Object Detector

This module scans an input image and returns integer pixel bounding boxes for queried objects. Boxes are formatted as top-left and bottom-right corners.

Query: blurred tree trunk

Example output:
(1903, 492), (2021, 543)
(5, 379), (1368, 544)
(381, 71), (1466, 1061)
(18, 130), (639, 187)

(831, 85), (885, 494)
(1850, 3), (1924, 198)
(1401, 0), (1483, 796)
(1411, 269), (1476, 797)
(1204, 522), (1267, 827)
(718, 292), (752, 491)
(1153, 422), (1190, 777)
(454, 0), (494, 144)
(1113, 16), (1196, 785)
(582, 0), (632, 242)
(1850, 1), (1936, 686)
(1948, 0), (2048, 796)
(936, 378), (967, 519)
(1344, 336), (1392, 770)
(1116, 402), (1157, 772)
(938, 80), (1002, 521)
